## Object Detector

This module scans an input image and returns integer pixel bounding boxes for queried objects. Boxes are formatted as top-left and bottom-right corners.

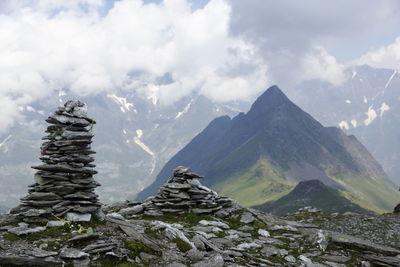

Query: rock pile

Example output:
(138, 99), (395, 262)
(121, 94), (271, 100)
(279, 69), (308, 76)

(11, 100), (101, 222)
(141, 166), (235, 216)
(394, 187), (400, 213)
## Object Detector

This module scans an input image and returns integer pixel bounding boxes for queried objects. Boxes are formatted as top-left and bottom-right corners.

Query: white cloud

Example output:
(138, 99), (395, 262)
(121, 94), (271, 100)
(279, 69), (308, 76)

(0, 0), (268, 133)
(356, 37), (400, 69)
(300, 47), (345, 85)
(228, 0), (400, 86)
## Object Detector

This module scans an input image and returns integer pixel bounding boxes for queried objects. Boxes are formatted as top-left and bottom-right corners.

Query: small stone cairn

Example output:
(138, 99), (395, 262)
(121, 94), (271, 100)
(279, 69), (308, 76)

(136, 166), (235, 216)
(11, 100), (101, 222)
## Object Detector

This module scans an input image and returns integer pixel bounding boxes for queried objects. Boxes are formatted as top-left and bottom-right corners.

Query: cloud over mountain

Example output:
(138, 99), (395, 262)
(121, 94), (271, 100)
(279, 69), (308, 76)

(0, 0), (400, 134)
(228, 0), (400, 86)
(0, 0), (268, 133)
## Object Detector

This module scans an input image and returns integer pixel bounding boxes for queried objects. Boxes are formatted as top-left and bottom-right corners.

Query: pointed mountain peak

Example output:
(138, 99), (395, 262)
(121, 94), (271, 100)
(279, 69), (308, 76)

(249, 85), (293, 115)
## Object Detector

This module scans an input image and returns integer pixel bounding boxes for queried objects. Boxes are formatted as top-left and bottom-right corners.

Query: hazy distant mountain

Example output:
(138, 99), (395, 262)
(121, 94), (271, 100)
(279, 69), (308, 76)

(288, 65), (400, 184)
(0, 90), (245, 209)
(140, 86), (399, 213)
(255, 180), (370, 216)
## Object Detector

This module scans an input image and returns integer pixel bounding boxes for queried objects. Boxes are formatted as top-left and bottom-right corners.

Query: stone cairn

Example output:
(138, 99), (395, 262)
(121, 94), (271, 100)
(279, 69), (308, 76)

(394, 187), (400, 214)
(137, 166), (236, 216)
(11, 100), (101, 222)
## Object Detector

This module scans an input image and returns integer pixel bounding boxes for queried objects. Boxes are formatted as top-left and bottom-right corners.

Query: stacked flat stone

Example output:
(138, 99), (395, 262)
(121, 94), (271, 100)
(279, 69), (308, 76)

(144, 166), (235, 215)
(12, 100), (101, 221)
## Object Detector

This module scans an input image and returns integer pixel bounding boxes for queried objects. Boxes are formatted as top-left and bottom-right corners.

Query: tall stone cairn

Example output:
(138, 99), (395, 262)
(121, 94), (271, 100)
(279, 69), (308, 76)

(11, 100), (101, 221)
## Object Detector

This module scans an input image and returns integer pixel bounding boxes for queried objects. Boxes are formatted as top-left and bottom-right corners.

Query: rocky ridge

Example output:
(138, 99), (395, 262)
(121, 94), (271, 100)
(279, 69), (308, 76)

(1, 167), (400, 266)
(9, 100), (101, 223)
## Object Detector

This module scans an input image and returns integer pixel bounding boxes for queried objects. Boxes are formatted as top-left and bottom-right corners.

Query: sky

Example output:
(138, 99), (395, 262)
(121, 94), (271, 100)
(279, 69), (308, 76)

(0, 0), (399, 133)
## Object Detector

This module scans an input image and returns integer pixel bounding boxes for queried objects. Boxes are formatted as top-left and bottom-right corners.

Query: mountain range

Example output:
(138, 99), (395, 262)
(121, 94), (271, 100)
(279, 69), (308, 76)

(139, 86), (399, 213)
(1, 64), (399, 214)
(289, 65), (400, 184)
(0, 90), (244, 209)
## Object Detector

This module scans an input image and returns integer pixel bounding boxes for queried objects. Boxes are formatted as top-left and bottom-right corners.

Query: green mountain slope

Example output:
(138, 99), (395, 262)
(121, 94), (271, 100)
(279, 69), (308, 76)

(139, 86), (400, 213)
(255, 179), (372, 216)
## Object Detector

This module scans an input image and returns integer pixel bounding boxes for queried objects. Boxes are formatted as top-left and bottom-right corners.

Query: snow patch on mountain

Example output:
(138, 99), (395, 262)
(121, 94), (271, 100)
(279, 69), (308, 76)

(59, 89), (66, 97)
(350, 120), (357, 128)
(351, 71), (357, 79)
(345, 100), (351, 104)
(379, 102), (390, 117)
(175, 99), (194, 119)
(136, 129), (143, 138)
(107, 94), (137, 113)
(0, 135), (12, 152)
(363, 96), (368, 104)
(147, 84), (159, 106)
(132, 129), (156, 174)
(384, 70), (397, 89)
(339, 121), (349, 130)
(364, 106), (377, 126)
(134, 131), (154, 157)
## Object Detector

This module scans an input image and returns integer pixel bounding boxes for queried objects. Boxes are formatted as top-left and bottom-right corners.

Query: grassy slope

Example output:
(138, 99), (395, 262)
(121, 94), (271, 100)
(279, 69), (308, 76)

(254, 181), (372, 216)
(212, 158), (399, 213)
(334, 173), (400, 213)
(213, 158), (294, 207)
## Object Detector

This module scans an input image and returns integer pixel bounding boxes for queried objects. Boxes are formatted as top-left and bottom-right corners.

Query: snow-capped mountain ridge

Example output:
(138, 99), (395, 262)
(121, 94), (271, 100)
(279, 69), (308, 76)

(289, 64), (400, 184)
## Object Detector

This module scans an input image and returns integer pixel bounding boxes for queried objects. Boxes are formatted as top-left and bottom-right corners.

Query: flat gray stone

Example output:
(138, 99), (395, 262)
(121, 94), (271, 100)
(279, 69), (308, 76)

(0, 255), (62, 266)
(260, 245), (279, 257)
(198, 220), (229, 229)
(164, 183), (192, 190)
(285, 255), (296, 263)
(47, 220), (66, 227)
(193, 253), (224, 267)
(192, 207), (222, 214)
(240, 212), (256, 224)
(67, 234), (99, 244)
(106, 212), (125, 220)
(119, 204), (144, 215)
(258, 229), (270, 237)
(66, 212), (91, 222)
(186, 249), (204, 262)
(320, 255), (351, 263)
(59, 248), (89, 259)
(27, 249), (59, 258)
(8, 223), (46, 236)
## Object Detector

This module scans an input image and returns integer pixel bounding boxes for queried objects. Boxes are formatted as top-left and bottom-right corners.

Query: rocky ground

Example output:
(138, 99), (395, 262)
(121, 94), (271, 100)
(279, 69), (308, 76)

(285, 208), (400, 250)
(1, 167), (399, 267)
(1, 201), (400, 266)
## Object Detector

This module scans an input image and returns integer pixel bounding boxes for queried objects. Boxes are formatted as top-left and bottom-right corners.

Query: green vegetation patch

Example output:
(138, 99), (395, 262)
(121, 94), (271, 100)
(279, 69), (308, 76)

(335, 173), (400, 213)
(124, 240), (156, 259)
(174, 238), (192, 252)
(4, 232), (20, 242)
(213, 158), (294, 207)
(5, 225), (72, 242)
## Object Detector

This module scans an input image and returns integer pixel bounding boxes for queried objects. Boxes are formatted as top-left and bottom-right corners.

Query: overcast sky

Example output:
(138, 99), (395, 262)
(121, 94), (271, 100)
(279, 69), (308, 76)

(0, 0), (399, 133)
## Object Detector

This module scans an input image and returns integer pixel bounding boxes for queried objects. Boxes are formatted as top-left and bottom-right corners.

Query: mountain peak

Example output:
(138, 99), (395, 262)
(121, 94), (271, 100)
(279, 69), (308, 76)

(249, 85), (292, 114)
